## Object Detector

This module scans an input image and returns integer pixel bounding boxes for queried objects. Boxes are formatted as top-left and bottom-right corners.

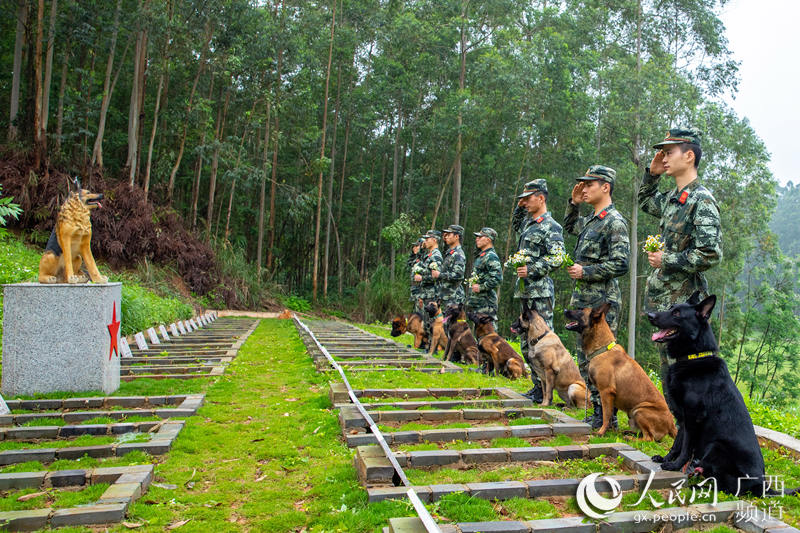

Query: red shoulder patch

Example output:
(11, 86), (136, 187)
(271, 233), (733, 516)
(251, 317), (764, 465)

(479, 251), (486, 257)
(535, 216), (544, 223)
(598, 210), (608, 219)
(679, 190), (689, 204)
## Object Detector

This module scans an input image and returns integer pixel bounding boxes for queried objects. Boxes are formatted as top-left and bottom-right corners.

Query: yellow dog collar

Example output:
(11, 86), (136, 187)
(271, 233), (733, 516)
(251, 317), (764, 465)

(686, 351), (714, 360)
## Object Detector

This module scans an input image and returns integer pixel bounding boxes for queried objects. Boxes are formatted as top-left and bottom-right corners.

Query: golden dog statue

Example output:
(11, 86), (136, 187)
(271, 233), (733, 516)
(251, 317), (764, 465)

(38, 178), (107, 284)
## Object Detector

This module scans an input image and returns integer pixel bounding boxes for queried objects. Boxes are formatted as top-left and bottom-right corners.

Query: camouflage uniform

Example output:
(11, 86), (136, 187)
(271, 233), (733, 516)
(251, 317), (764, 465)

(466, 227), (503, 322)
(438, 225), (467, 308)
(417, 230), (444, 342)
(513, 180), (566, 392)
(639, 128), (722, 402)
(565, 166), (630, 411)
(407, 238), (425, 314)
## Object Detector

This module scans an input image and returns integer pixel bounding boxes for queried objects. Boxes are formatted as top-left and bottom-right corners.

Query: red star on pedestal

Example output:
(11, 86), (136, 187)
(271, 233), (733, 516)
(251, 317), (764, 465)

(107, 302), (121, 360)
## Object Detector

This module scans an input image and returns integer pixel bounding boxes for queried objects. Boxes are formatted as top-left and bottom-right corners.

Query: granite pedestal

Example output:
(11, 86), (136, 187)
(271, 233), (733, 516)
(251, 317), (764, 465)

(2, 283), (122, 396)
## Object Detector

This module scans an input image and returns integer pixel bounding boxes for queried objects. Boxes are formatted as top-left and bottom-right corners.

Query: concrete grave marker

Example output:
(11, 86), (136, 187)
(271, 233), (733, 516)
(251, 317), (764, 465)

(198, 315), (206, 326)
(0, 394), (9, 416)
(170, 323), (180, 336)
(159, 325), (170, 341)
(190, 319), (199, 329)
(178, 322), (187, 335)
(187, 320), (196, 331)
(119, 337), (133, 358)
(134, 332), (149, 351)
(147, 328), (160, 345)
(2, 283), (122, 395)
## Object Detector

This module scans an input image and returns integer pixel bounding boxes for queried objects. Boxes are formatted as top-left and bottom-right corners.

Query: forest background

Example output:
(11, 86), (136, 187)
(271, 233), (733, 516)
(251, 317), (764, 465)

(1, 0), (799, 406)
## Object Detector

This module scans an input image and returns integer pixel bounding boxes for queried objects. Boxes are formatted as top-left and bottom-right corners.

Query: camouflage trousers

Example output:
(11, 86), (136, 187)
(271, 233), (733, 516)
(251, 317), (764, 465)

(518, 296), (554, 388)
(575, 302), (619, 408)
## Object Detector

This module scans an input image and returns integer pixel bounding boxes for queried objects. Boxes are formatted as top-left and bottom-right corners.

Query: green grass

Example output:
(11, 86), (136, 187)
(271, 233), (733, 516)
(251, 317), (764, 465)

(0, 483), (109, 511)
(405, 456), (626, 485)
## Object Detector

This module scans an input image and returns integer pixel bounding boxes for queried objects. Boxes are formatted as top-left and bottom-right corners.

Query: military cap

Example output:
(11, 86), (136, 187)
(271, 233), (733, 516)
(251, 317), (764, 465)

(517, 179), (548, 198)
(576, 165), (616, 185)
(442, 224), (464, 236)
(652, 127), (701, 149)
(473, 227), (498, 241)
(422, 229), (442, 240)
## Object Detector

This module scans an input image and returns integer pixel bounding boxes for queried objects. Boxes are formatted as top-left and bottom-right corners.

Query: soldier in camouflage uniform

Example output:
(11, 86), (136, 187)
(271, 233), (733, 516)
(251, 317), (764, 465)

(436, 224), (467, 312)
(565, 165), (630, 428)
(513, 179), (566, 402)
(413, 230), (444, 346)
(467, 227), (503, 327)
(639, 128), (722, 408)
(407, 238), (425, 315)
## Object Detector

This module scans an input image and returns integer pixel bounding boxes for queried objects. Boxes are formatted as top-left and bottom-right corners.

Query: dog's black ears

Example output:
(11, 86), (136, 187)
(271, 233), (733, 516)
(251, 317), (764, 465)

(688, 291), (703, 305)
(590, 302), (611, 322)
(695, 295), (716, 321)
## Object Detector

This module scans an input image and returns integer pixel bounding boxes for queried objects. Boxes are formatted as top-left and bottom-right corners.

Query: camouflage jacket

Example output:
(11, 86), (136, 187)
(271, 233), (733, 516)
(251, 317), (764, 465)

(466, 247), (502, 310)
(407, 251), (423, 302)
(438, 245), (466, 305)
(639, 172), (722, 311)
(512, 207), (565, 299)
(564, 202), (630, 308)
(416, 248), (443, 301)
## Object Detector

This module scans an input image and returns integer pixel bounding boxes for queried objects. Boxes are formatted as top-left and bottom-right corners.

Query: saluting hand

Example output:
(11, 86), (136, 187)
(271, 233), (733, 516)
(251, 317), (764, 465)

(649, 150), (666, 176)
(570, 183), (584, 205)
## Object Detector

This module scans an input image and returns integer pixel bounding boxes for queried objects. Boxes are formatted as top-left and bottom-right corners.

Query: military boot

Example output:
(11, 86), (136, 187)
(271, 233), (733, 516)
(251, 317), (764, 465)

(523, 384), (544, 404)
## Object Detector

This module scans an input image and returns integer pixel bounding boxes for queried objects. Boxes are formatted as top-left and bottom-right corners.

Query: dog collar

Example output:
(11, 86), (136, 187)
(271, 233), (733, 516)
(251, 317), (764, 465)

(586, 341), (617, 360)
(530, 330), (549, 346)
(434, 312), (443, 319)
(678, 351), (715, 361)
(455, 318), (467, 322)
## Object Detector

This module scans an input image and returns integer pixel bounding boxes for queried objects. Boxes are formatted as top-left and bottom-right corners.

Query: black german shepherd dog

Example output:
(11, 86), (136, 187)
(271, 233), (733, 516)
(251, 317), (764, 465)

(648, 292), (796, 496)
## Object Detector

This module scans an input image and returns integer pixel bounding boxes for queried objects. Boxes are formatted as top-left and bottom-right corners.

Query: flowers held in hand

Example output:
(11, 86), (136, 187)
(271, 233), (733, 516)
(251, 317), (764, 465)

(411, 263), (426, 275)
(428, 262), (439, 271)
(466, 271), (479, 287)
(544, 249), (570, 269)
(504, 250), (532, 269)
(562, 253), (575, 268)
(643, 234), (665, 253)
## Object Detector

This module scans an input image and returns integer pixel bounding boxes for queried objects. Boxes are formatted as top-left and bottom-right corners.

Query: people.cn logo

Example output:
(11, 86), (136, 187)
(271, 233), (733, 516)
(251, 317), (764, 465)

(576, 473), (623, 519)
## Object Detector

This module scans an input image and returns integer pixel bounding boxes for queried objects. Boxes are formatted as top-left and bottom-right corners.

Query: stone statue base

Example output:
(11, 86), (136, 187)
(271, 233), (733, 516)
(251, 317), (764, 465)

(2, 282), (121, 396)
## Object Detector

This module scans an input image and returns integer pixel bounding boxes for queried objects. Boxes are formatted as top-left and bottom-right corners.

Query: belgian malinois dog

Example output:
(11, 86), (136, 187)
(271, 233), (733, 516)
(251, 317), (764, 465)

(647, 293), (797, 495)
(467, 312), (527, 380)
(391, 312), (428, 349)
(38, 178), (107, 284)
(565, 303), (676, 441)
(424, 301), (448, 355)
(442, 303), (480, 365)
(510, 303), (587, 407)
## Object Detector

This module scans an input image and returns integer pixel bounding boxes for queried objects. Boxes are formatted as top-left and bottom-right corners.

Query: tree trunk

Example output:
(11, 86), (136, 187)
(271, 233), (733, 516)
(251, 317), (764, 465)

(191, 71), (215, 230)
(128, 23), (148, 186)
(90, 0), (123, 169)
(8, 1), (28, 142)
(337, 115), (350, 296)
(266, 50), (283, 270)
(206, 84), (230, 243)
(360, 170), (374, 279)
(33, 0), (45, 169)
(41, 0), (58, 136)
(627, 0), (643, 359)
(390, 104), (402, 280)
(452, 2), (467, 225)
(312, 0), (336, 304)
(55, 35), (69, 151)
(168, 22), (212, 205)
(256, 99), (272, 269)
(143, 72), (164, 196)
(324, 65), (342, 297)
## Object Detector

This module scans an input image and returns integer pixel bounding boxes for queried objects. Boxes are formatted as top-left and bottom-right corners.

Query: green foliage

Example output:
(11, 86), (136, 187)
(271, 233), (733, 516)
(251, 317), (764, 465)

(120, 283), (193, 337)
(381, 213), (420, 251)
(0, 185), (22, 227)
(284, 295), (311, 312)
(355, 265), (408, 323)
